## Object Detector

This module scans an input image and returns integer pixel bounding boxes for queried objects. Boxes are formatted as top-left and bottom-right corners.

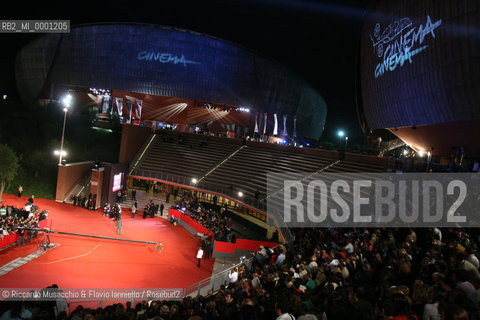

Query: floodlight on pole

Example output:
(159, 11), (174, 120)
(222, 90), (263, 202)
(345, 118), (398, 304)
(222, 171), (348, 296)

(58, 94), (72, 165)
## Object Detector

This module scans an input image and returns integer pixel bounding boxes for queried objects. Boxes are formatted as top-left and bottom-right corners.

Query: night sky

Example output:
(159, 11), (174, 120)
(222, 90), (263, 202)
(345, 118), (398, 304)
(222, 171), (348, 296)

(0, 0), (370, 142)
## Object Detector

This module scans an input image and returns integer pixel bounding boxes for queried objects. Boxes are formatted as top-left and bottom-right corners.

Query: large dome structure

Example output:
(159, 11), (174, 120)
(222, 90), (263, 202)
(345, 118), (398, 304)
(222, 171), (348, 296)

(357, 0), (480, 157)
(15, 23), (327, 140)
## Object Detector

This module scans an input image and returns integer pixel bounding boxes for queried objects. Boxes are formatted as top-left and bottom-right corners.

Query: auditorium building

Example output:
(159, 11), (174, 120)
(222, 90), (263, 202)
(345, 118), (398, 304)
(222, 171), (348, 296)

(357, 0), (480, 158)
(15, 22), (327, 142)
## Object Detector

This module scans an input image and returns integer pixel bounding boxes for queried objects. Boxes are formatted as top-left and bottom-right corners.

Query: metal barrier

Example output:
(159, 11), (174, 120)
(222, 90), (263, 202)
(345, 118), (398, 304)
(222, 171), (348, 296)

(184, 255), (255, 297)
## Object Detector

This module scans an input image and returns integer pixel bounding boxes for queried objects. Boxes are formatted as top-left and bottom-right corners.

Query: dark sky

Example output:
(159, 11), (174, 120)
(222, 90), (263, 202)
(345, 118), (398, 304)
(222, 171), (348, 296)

(0, 0), (370, 141)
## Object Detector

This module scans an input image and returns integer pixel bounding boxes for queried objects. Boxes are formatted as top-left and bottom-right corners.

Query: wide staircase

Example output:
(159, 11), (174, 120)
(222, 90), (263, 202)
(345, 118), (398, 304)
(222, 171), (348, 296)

(129, 131), (387, 211)
(133, 132), (241, 180)
(201, 145), (335, 201)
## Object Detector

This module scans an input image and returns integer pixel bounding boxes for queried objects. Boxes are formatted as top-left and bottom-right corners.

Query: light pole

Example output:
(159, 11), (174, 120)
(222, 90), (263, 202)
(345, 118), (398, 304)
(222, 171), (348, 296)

(58, 95), (72, 165)
(337, 130), (346, 150)
(427, 151), (431, 172)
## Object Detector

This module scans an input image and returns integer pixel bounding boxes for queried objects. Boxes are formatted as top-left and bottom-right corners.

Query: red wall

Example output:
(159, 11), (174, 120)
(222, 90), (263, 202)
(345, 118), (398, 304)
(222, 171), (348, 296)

(168, 209), (277, 255)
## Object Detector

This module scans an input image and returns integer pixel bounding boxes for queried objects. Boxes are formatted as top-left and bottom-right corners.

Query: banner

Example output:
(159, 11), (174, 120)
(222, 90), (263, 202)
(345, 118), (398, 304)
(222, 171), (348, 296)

(97, 95), (104, 113)
(135, 100), (142, 119)
(273, 114), (278, 136)
(283, 114), (287, 137)
(104, 96), (112, 115)
(115, 98), (123, 117)
(126, 100), (132, 123)
(254, 113), (259, 133)
(263, 113), (267, 135)
(293, 115), (297, 138)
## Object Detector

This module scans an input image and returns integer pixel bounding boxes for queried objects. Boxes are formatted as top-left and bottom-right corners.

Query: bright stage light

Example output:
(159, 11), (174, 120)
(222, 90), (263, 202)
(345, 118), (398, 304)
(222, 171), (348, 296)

(54, 150), (67, 156)
(238, 191), (244, 197)
(191, 178), (198, 184)
(337, 130), (345, 137)
(63, 94), (72, 107)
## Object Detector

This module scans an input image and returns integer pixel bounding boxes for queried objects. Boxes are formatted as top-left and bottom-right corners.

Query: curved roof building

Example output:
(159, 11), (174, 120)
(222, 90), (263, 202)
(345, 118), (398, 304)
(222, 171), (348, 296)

(358, 0), (480, 156)
(15, 23), (327, 140)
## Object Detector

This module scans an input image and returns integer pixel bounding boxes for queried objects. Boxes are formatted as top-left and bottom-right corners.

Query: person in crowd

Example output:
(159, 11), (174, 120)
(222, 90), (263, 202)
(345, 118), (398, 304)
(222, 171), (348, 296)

(103, 203), (110, 218)
(0, 205), (6, 217)
(16, 222), (25, 247)
(131, 201), (137, 219)
(17, 185), (23, 198)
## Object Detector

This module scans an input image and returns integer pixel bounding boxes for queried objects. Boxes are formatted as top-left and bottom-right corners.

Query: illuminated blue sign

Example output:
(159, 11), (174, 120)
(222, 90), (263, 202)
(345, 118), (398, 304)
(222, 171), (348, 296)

(137, 51), (200, 67)
(370, 15), (441, 78)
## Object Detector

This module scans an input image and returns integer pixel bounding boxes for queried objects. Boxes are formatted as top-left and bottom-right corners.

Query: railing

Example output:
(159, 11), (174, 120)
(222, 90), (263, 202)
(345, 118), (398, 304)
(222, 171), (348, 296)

(63, 172), (92, 203)
(198, 145), (246, 183)
(378, 139), (405, 155)
(128, 133), (156, 175)
(130, 169), (267, 211)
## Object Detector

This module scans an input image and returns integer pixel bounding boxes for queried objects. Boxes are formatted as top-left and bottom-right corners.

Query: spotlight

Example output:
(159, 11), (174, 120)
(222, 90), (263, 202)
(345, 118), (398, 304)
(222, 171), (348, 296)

(191, 178), (198, 184)
(337, 130), (345, 137)
(63, 94), (72, 107)
(54, 150), (67, 156)
(238, 191), (244, 197)
(418, 150), (424, 157)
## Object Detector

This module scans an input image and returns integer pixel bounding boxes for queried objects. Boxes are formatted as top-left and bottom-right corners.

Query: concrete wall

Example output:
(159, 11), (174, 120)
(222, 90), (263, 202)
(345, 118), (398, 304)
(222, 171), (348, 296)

(55, 161), (93, 202)
(90, 168), (104, 209)
(118, 124), (152, 164)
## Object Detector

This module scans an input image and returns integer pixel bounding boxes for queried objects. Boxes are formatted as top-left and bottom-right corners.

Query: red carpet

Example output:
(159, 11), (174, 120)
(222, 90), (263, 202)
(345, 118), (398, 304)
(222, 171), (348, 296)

(0, 194), (215, 290)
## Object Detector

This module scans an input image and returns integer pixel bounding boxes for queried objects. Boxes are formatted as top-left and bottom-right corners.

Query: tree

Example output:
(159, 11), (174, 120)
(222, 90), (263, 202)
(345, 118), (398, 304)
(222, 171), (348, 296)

(0, 144), (19, 202)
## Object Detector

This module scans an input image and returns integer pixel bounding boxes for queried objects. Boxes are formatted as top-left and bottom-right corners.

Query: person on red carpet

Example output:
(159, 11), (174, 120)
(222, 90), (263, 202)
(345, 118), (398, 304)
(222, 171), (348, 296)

(116, 215), (122, 235)
(197, 247), (204, 267)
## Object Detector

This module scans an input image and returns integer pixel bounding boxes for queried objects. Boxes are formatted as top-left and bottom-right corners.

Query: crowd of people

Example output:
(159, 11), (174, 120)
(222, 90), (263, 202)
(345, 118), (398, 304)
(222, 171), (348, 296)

(3, 226), (480, 319)
(0, 196), (47, 247)
(172, 192), (236, 243)
(72, 194), (97, 210)
(5, 188), (480, 319)
(103, 203), (122, 220)
(143, 200), (165, 219)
